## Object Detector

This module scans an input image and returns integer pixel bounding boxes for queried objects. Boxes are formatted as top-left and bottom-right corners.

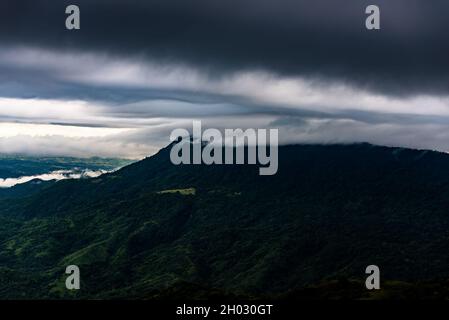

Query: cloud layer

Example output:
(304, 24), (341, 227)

(2, 0), (449, 95)
(0, 1), (448, 157)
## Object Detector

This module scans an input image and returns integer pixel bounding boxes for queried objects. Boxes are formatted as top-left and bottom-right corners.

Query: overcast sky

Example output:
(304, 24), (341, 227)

(0, 0), (449, 158)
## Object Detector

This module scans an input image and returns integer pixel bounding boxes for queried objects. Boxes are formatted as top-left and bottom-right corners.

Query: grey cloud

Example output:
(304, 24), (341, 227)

(1, 1), (449, 157)
(0, 0), (448, 96)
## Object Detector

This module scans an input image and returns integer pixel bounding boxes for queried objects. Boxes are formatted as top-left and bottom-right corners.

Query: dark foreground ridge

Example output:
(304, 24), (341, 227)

(1, 143), (449, 299)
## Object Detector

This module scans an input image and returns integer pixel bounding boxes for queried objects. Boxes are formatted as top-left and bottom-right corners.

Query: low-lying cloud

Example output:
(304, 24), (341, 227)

(0, 169), (108, 188)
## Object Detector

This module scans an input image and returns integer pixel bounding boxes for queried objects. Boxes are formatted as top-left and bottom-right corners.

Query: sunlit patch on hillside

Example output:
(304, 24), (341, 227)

(157, 188), (196, 196)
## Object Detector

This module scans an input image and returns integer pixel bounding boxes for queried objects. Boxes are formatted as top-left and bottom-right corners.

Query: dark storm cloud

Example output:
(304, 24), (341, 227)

(0, 0), (448, 96)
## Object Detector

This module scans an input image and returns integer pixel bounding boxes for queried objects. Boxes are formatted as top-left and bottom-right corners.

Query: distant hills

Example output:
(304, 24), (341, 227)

(0, 155), (132, 179)
(2, 143), (449, 299)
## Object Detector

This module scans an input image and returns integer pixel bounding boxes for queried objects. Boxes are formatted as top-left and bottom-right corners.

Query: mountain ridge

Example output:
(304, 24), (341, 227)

(1, 142), (449, 298)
